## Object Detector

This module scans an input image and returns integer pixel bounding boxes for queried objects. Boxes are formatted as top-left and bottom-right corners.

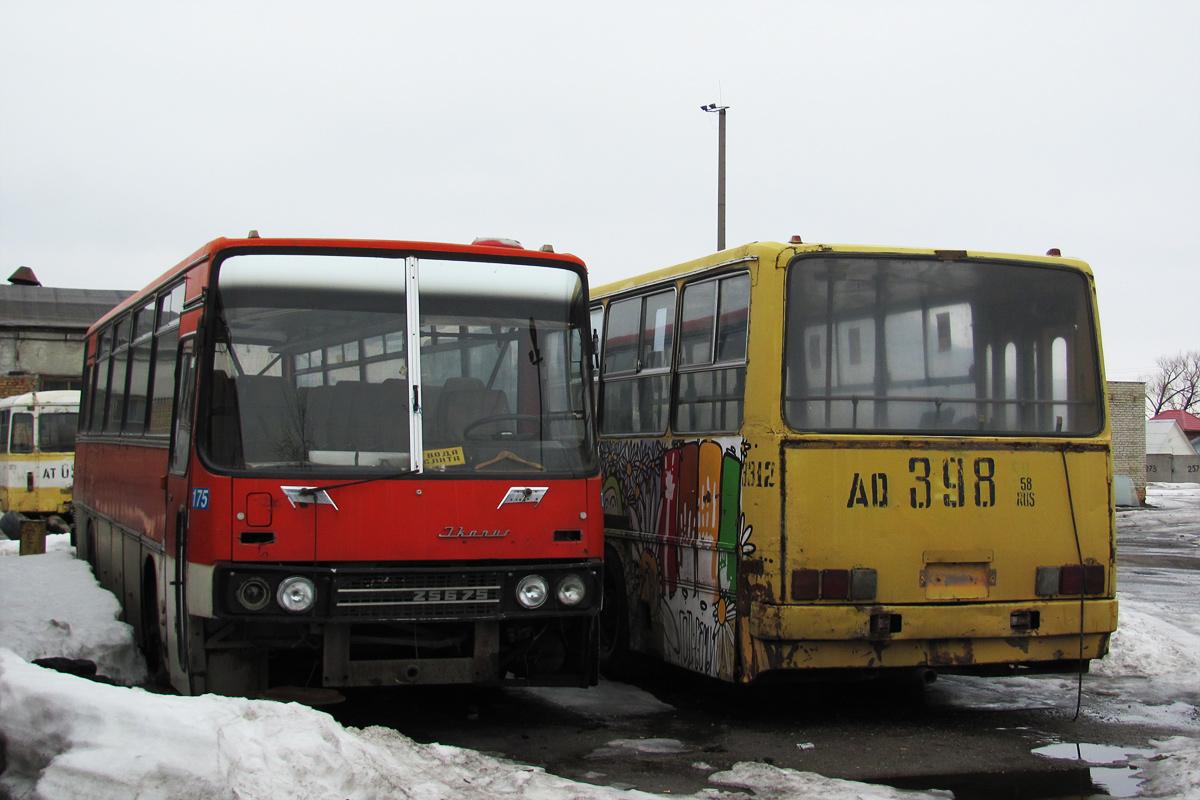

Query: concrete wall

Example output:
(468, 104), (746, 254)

(0, 330), (85, 398)
(1107, 381), (1147, 504)
(1146, 453), (1200, 484)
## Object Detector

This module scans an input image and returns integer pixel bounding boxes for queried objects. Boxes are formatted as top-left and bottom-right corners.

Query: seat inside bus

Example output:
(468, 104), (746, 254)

(431, 377), (511, 443)
(208, 371), (515, 467)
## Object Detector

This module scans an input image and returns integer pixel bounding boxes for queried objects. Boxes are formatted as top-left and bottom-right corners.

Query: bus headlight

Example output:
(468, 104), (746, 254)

(516, 575), (548, 609)
(235, 577), (272, 611)
(556, 574), (587, 606)
(276, 576), (316, 613)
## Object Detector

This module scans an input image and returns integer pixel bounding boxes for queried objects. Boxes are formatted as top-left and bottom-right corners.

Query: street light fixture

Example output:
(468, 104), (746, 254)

(701, 103), (729, 251)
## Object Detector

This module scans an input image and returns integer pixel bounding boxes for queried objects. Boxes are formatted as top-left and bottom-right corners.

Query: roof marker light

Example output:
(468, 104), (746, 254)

(1046, 248), (1061, 256)
(540, 244), (555, 253)
(472, 237), (524, 249)
(789, 235), (804, 244)
(248, 230), (261, 238)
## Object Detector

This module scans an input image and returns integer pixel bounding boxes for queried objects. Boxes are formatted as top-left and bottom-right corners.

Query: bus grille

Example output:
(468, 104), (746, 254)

(332, 572), (503, 620)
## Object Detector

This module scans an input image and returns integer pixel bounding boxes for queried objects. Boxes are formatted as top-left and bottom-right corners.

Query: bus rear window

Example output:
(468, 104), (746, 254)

(784, 256), (1102, 435)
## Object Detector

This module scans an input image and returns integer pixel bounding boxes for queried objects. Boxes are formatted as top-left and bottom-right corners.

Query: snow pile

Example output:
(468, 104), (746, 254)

(0, 545), (146, 684)
(707, 763), (952, 800)
(1138, 481), (1200, 514)
(0, 531), (72, 556)
(1141, 736), (1200, 800)
(0, 650), (653, 800)
(1093, 600), (1200, 680)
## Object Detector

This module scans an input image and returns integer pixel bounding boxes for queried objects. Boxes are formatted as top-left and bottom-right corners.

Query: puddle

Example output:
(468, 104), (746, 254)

(1032, 742), (1153, 765)
(1032, 742), (1154, 798)
(584, 737), (694, 760)
(884, 767), (1105, 799)
(881, 743), (1157, 800)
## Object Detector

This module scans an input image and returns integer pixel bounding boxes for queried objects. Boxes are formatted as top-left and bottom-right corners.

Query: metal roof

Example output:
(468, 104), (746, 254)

(0, 285), (135, 331)
(1150, 409), (1200, 434)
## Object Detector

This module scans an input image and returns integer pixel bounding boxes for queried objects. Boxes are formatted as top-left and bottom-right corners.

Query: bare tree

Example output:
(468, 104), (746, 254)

(1146, 351), (1200, 416)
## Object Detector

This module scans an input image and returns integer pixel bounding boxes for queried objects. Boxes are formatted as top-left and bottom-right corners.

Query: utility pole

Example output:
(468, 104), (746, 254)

(701, 103), (729, 251)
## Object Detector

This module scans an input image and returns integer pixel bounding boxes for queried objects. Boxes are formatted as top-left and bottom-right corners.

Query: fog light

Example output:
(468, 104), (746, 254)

(276, 576), (316, 613)
(236, 576), (271, 611)
(516, 574), (548, 609)
(556, 574), (587, 606)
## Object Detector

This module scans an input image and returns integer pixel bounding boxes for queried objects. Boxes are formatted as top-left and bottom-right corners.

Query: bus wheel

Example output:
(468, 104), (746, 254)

(141, 564), (167, 686)
(84, 520), (97, 571)
(599, 546), (632, 677)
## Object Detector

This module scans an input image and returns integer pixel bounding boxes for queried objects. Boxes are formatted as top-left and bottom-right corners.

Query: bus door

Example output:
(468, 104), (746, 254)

(164, 338), (197, 679)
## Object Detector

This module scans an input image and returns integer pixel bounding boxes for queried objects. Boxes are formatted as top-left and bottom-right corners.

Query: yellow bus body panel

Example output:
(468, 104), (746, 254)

(779, 445), (1114, 604)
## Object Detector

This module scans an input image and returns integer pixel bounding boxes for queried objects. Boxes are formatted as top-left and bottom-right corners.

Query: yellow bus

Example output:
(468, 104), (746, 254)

(591, 239), (1115, 683)
(0, 390), (80, 519)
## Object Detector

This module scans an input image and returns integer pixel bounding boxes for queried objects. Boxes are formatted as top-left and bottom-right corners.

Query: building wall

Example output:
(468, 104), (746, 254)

(0, 330), (86, 398)
(1107, 381), (1147, 504)
(0, 373), (38, 398)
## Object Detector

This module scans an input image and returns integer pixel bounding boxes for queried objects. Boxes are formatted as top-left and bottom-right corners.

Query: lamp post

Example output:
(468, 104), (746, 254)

(701, 103), (728, 251)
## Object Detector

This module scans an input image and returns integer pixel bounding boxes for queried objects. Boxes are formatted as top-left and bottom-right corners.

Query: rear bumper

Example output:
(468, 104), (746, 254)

(746, 598), (1117, 674)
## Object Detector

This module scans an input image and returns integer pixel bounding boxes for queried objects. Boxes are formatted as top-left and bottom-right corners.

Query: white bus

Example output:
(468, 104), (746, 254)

(0, 390), (79, 519)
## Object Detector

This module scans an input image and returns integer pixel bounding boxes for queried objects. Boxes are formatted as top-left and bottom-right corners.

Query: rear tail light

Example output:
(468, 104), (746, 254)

(1059, 564), (1084, 595)
(821, 569), (849, 599)
(1035, 564), (1106, 597)
(791, 568), (819, 600)
(791, 568), (877, 601)
(1083, 564), (1106, 594)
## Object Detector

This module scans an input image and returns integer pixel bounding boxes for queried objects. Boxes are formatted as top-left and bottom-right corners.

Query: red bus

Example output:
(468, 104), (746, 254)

(74, 235), (603, 696)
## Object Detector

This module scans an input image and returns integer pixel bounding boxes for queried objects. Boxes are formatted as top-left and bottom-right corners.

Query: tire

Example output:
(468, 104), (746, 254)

(140, 564), (168, 686)
(84, 520), (97, 571)
(598, 546), (633, 677)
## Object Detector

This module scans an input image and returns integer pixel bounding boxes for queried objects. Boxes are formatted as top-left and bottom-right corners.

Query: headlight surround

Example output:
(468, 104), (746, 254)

(516, 574), (549, 609)
(235, 577), (272, 611)
(276, 575), (317, 613)
(556, 573), (587, 606)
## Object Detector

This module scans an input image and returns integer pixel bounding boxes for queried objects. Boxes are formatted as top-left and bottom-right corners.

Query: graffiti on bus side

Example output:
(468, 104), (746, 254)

(599, 437), (755, 680)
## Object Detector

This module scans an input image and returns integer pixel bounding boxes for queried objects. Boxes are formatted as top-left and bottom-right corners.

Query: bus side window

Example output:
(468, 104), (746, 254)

(674, 273), (749, 434)
(600, 291), (675, 435)
(1, 409), (9, 453)
(169, 341), (197, 475)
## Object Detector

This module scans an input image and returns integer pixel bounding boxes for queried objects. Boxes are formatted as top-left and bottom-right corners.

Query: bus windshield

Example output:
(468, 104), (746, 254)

(784, 255), (1103, 435)
(206, 252), (595, 475)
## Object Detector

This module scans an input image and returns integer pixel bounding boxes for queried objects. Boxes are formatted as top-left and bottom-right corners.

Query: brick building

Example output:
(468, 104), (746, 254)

(1, 267), (132, 399)
(1106, 380), (1147, 505)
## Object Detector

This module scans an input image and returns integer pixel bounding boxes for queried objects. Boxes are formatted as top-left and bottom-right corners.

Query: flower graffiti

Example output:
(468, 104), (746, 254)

(600, 436), (750, 680)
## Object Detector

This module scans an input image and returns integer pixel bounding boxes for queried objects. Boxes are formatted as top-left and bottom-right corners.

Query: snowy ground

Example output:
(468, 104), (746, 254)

(2, 485), (1199, 799)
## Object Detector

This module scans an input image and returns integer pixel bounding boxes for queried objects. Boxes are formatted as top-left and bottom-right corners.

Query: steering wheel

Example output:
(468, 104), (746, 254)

(462, 413), (541, 441)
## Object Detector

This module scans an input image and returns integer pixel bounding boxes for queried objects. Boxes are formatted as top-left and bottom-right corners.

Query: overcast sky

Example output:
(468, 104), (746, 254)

(1, 0), (1196, 380)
